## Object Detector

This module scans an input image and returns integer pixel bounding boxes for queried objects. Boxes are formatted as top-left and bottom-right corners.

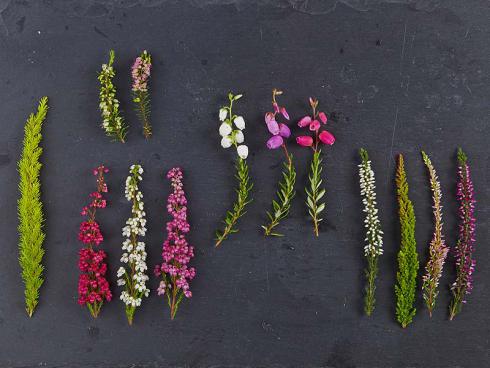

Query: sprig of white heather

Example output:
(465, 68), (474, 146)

(117, 164), (149, 325)
(359, 148), (383, 316)
(218, 92), (248, 159)
(359, 150), (383, 257)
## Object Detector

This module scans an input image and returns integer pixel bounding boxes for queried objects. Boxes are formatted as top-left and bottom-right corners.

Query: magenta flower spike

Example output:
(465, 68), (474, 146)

(261, 89), (297, 236)
(449, 148), (477, 320)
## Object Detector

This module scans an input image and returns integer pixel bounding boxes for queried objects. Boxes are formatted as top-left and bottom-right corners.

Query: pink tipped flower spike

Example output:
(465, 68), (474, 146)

(267, 135), (284, 149)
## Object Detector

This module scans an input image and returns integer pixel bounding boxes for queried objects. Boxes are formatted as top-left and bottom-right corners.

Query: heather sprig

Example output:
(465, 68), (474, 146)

(394, 154), (419, 328)
(421, 151), (449, 317)
(449, 148), (476, 320)
(77, 165), (112, 318)
(215, 93), (253, 247)
(261, 89), (296, 236)
(296, 97), (335, 236)
(117, 164), (149, 325)
(18, 97), (48, 317)
(358, 148), (383, 316)
(155, 168), (196, 319)
(98, 50), (127, 142)
(131, 50), (152, 139)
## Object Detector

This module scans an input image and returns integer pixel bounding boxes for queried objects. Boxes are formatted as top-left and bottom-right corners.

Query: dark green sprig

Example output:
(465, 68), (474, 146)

(18, 97), (48, 317)
(394, 154), (419, 328)
(215, 157), (253, 247)
(262, 153), (296, 236)
(306, 150), (325, 237)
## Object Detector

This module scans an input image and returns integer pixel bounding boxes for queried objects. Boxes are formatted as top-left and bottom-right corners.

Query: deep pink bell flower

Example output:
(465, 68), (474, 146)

(298, 116), (312, 128)
(319, 130), (335, 145)
(319, 112), (328, 124)
(309, 120), (320, 131)
(296, 136), (313, 147)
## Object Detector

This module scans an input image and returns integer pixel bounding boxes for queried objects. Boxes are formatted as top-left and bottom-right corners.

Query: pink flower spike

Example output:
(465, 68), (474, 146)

(319, 112), (327, 124)
(278, 123), (291, 138)
(309, 120), (320, 131)
(266, 135), (284, 149)
(319, 130), (335, 145)
(281, 107), (290, 120)
(298, 116), (312, 128)
(296, 136), (313, 147)
(266, 119), (280, 135)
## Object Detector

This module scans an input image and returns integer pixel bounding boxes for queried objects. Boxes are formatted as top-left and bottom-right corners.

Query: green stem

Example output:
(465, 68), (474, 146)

(306, 150), (325, 237)
(364, 255), (378, 316)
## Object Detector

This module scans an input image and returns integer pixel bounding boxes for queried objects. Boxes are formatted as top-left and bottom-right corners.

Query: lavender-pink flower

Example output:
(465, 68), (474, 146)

(449, 148), (476, 320)
(131, 50), (152, 138)
(155, 167), (196, 319)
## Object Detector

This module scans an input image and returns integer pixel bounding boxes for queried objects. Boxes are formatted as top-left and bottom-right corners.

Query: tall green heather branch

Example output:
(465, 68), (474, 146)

(358, 148), (383, 316)
(98, 50), (127, 142)
(421, 151), (448, 317)
(18, 96), (48, 317)
(215, 93), (253, 247)
(394, 154), (419, 328)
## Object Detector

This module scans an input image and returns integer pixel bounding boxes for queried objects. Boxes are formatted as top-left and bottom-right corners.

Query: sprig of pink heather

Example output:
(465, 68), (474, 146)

(131, 50), (151, 92)
(155, 167), (196, 319)
(421, 151), (449, 317)
(449, 148), (476, 320)
(77, 165), (112, 318)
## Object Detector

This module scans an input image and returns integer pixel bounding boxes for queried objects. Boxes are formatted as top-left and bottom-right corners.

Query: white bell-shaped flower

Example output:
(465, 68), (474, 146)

(219, 122), (232, 137)
(221, 136), (233, 148)
(234, 116), (245, 130)
(234, 130), (244, 144)
(237, 144), (248, 159)
(219, 108), (228, 121)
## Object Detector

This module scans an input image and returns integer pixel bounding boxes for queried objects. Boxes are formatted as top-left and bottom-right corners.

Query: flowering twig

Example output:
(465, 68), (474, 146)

(98, 50), (127, 143)
(421, 151), (448, 317)
(296, 97), (335, 236)
(77, 165), (112, 318)
(18, 97), (48, 317)
(261, 89), (296, 236)
(215, 92), (253, 247)
(155, 168), (196, 319)
(449, 148), (476, 320)
(358, 148), (383, 316)
(131, 50), (152, 139)
(394, 154), (419, 328)
(117, 165), (149, 325)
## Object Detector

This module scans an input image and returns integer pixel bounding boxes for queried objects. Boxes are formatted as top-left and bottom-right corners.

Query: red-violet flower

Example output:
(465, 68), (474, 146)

(449, 148), (476, 320)
(77, 165), (112, 318)
(155, 167), (196, 319)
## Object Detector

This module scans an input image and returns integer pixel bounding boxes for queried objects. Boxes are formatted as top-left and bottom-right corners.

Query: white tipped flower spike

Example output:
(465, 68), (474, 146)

(237, 145), (248, 159)
(234, 130), (244, 144)
(234, 116), (245, 130)
(219, 108), (228, 121)
(219, 122), (232, 137)
(221, 136), (233, 148)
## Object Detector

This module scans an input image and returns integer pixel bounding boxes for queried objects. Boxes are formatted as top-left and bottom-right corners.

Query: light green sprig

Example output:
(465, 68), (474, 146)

(262, 153), (296, 236)
(306, 150), (325, 237)
(394, 154), (419, 328)
(98, 50), (127, 142)
(18, 97), (48, 317)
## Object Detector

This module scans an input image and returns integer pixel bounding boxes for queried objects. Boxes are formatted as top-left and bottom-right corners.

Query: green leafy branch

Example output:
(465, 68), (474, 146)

(262, 153), (296, 236)
(18, 96), (48, 317)
(306, 150), (325, 237)
(215, 157), (253, 247)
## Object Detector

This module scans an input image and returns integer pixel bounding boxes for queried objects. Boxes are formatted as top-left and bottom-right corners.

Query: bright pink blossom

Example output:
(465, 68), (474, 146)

(309, 120), (320, 131)
(319, 130), (336, 145)
(319, 112), (328, 124)
(298, 116), (312, 128)
(296, 136), (313, 147)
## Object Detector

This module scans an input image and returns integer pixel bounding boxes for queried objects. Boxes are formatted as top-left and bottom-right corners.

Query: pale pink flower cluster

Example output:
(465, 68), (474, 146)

(131, 50), (151, 93)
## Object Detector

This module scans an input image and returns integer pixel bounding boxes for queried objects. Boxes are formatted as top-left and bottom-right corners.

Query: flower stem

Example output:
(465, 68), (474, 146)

(364, 254), (378, 316)
(305, 150), (325, 237)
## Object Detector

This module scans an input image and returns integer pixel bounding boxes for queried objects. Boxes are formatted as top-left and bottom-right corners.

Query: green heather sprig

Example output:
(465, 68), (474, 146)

(358, 148), (383, 316)
(262, 89), (296, 236)
(131, 50), (152, 139)
(421, 151), (449, 317)
(215, 93), (253, 247)
(98, 50), (127, 142)
(449, 148), (476, 320)
(296, 97), (335, 236)
(394, 154), (419, 328)
(18, 97), (48, 317)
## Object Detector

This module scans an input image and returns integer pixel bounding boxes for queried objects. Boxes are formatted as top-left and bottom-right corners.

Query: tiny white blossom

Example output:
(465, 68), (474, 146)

(219, 108), (228, 121)
(233, 116), (245, 130)
(237, 145), (248, 159)
(221, 136), (233, 148)
(219, 122), (232, 137)
(234, 130), (244, 144)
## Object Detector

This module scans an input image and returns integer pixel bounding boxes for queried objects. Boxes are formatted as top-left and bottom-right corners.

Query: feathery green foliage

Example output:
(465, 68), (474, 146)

(98, 50), (127, 142)
(262, 153), (296, 236)
(18, 97), (48, 317)
(215, 157), (253, 247)
(306, 150), (325, 236)
(394, 154), (419, 328)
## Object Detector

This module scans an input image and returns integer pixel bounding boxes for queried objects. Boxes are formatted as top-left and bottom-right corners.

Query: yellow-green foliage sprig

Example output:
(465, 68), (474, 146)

(394, 154), (419, 328)
(18, 97), (48, 317)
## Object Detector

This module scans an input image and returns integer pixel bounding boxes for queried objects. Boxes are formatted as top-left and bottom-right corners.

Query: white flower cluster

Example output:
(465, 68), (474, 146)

(359, 159), (383, 257)
(218, 94), (248, 159)
(98, 61), (124, 137)
(118, 164), (150, 308)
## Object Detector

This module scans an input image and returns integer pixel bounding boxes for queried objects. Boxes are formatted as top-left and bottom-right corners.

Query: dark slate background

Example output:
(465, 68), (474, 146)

(0, 0), (489, 367)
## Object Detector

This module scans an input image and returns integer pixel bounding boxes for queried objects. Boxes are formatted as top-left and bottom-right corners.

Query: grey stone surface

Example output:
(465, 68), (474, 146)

(0, 0), (489, 367)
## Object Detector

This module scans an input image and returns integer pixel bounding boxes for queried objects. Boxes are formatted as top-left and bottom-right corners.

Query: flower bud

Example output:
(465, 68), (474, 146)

(309, 120), (320, 131)
(298, 116), (312, 128)
(219, 122), (232, 137)
(278, 123), (291, 138)
(319, 112), (328, 124)
(221, 136), (233, 148)
(219, 108), (228, 121)
(296, 136), (313, 147)
(234, 116), (245, 130)
(281, 107), (290, 120)
(319, 130), (335, 145)
(237, 145), (249, 159)
(234, 130), (244, 144)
